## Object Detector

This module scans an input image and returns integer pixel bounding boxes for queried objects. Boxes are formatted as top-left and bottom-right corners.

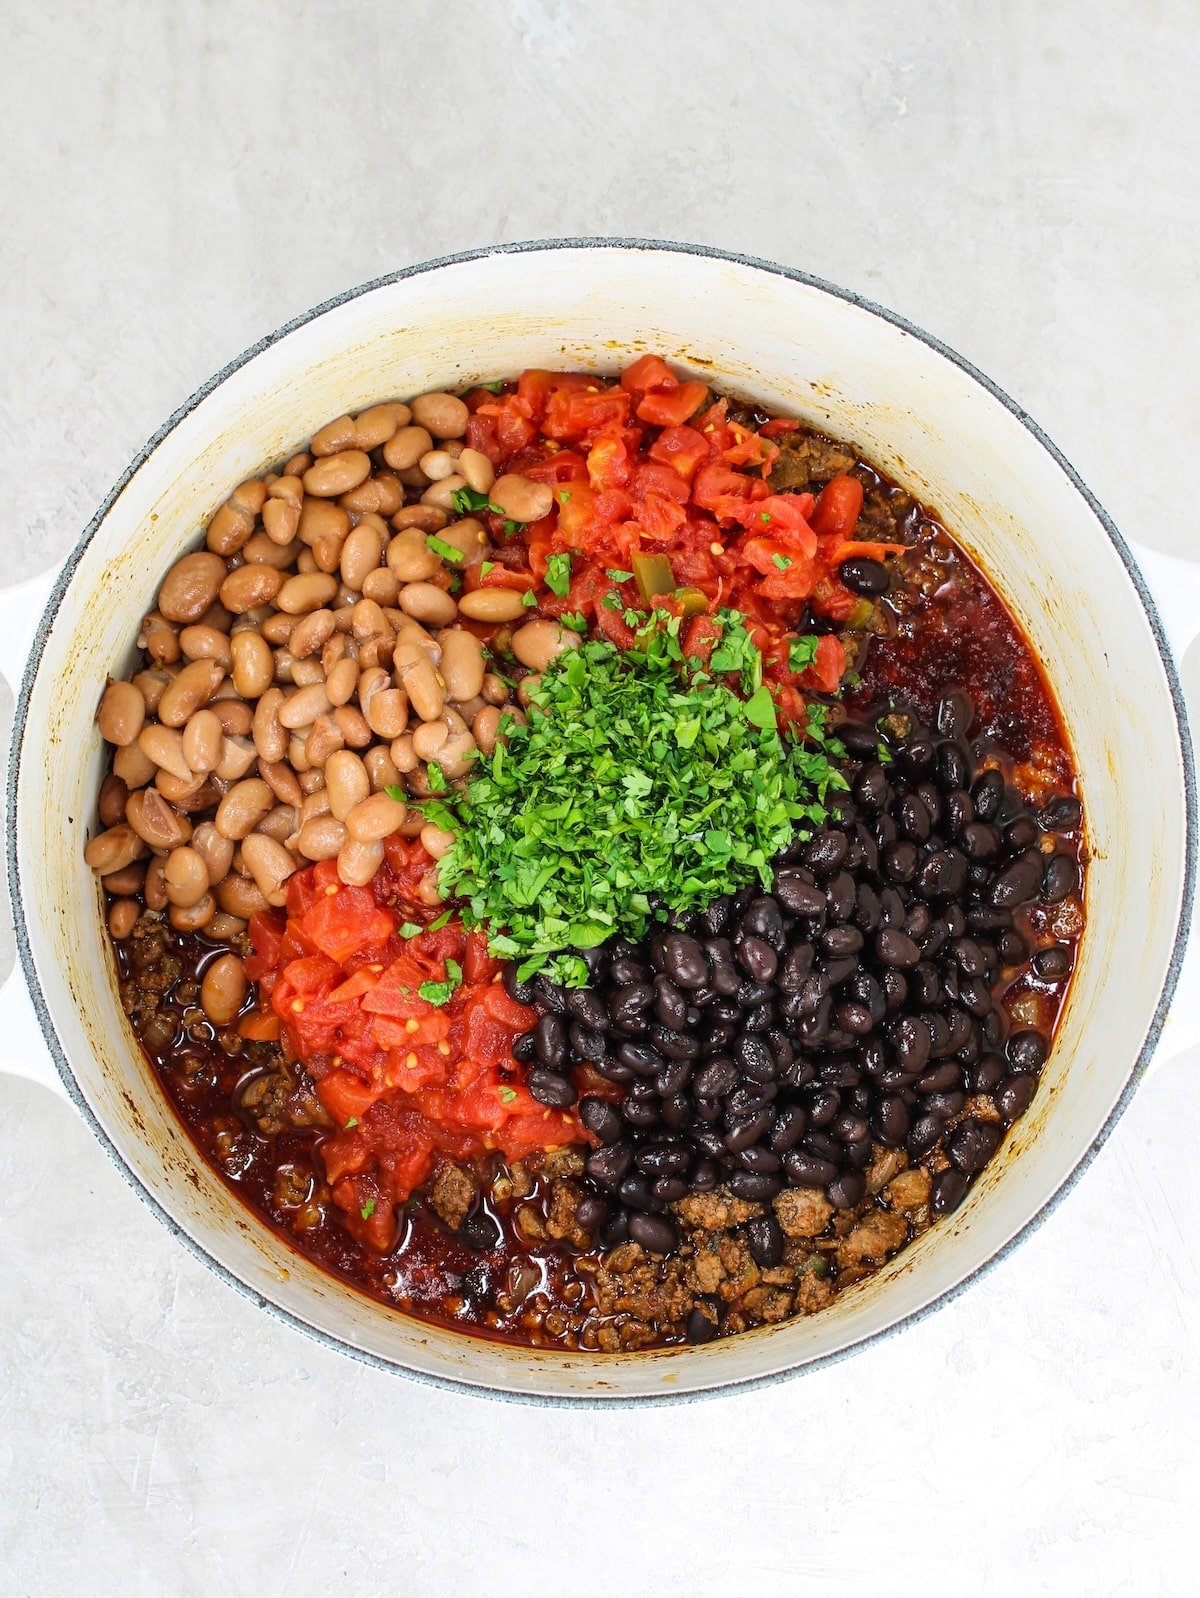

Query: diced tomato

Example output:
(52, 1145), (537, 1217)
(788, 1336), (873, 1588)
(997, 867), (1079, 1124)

(619, 354), (677, 394)
(237, 1008), (281, 1042)
(522, 451), (589, 486)
(797, 633), (846, 694)
(692, 462), (772, 520)
(301, 883), (396, 965)
(810, 474), (865, 542)
(632, 460), (690, 505)
(543, 386), (632, 443)
(594, 600), (639, 649)
(682, 612), (723, 664)
(634, 493), (688, 541)
(244, 909), (286, 981)
(316, 1067), (387, 1129)
(759, 418), (801, 438)
(462, 928), (502, 985)
(587, 432), (633, 491)
(636, 381), (708, 428)
(723, 424), (778, 474)
(648, 425), (711, 483)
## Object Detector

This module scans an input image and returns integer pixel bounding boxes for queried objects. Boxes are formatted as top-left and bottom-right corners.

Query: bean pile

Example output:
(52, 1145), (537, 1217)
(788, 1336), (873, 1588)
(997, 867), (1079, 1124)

(510, 691), (1082, 1256)
(85, 393), (582, 1025)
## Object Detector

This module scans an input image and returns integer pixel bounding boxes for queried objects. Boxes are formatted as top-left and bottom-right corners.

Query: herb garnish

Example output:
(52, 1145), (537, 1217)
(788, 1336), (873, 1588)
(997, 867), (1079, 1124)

(423, 613), (846, 983)
(788, 636), (819, 673)
(360, 1200), (376, 1219)
(427, 535), (464, 565)
(544, 553), (572, 597)
(418, 958), (463, 1007)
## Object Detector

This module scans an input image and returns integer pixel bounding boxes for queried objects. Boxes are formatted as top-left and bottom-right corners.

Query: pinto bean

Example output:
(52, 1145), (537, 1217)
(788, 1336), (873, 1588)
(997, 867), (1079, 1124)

(437, 629), (486, 701)
(277, 682), (331, 730)
(276, 572), (339, 615)
(288, 607), (337, 659)
(324, 656), (359, 706)
(211, 697), (255, 736)
(345, 790), (406, 843)
(257, 758), (303, 807)
(340, 522), (384, 591)
(384, 528), (440, 582)
(98, 773), (131, 828)
(84, 825), (148, 874)
(112, 741), (157, 789)
(181, 709), (224, 774)
(325, 750), (371, 821)
(437, 731), (478, 778)
(101, 862), (144, 896)
(310, 402), (409, 457)
(256, 803), (298, 843)
(96, 680), (146, 746)
(360, 567), (399, 607)
(364, 746), (401, 792)
(252, 687), (288, 762)
(297, 814), (348, 861)
(456, 447), (495, 495)
(126, 788), (192, 849)
(263, 476), (304, 545)
(490, 474), (554, 523)
(159, 551), (228, 623)
(107, 899), (140, 939)
(163, 846), (210, 908)
(157, 659), (225, 727)
(365, 687), (408, 740)
(341, 473), (404, 518)
(332, 704), (373, 748)
(434, 517), (489, 566)
(179, 625), (233, 669)
(215, 873), (268, 919)
(336, 838), (384, 887)
(191, 821), (235, 885)
(221, 564), (284, 613)
(420, 823), (456, 859)
(420, 474), (465, 512)
(137, 724), (193, 783)
(229, 630), (274, 698)
(511, 620), (581, 672)
(240, 833), (299, 906)
(472, 704), (505, 755)
(409, 392), (469, 439)
(169, 894), (216, 932)
(458, 586), (528, 623)
(141, 613), (181, 665)
(215, 778), (274, 840)
(304, 714), (345, 767)
(214, 735), (258, 782)
(206, 479), (267, 556)
(200, 953), (248, 1026)
(302, 450), (371, 498)
(398, 583), (458, 627)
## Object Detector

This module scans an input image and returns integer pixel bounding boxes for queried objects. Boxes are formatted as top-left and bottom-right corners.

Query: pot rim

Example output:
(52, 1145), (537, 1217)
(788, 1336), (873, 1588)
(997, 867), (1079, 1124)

(8, 236), (1196, 1406)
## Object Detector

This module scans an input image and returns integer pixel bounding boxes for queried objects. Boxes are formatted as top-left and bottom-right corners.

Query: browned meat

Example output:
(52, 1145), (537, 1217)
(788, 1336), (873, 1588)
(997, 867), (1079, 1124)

(774, 1188), (835, 1239)
(428, 1161), (478, 1231)
(838, 1208), (909, 1269)
(770, 430), (857, 491)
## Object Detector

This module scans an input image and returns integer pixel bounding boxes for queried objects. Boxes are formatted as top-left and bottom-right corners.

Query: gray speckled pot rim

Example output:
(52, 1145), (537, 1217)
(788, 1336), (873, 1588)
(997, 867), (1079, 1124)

(6, 238), (1196, 1408)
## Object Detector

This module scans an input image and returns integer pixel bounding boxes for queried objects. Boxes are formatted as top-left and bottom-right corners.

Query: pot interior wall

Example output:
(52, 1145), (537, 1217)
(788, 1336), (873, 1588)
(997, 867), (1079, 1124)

(14, 247), (1186, 1398)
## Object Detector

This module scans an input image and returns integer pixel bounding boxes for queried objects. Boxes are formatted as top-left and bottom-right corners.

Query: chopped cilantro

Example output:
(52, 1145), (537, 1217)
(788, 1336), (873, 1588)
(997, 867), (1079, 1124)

(450, 486), (494, 515)
(560, 611), (588, 632)
(360, 1200), (376, 1219)
(427, 535), (464, 565)
(760, 512), (772, 524)
(521, 590), (538, 607)
(345, 1117), (359, 1129)
(481, 380), (506, 394)
(427, 910), (453, 931)
(426, 761), (447, 792)
(384, 784), (407, 803)
(877, 742), (894, 764)
(601, 591), (623, 611)
(498, 1086), (518, 1104)
(427, 613), (846, 980)
(397, 922), (423, 939)
(771, 553), (793, 571)
(560, 490), (572, 503)
(418, 957), (463, 1007)
(606, 569), (634, 583)
(479, 561), (495, 576)
(788, 636), (819, 674)
(545, 553), (572, 598)
(502, 519), (521, 537)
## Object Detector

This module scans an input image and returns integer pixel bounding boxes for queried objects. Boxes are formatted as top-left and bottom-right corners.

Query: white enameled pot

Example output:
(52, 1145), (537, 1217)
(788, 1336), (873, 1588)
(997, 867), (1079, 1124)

(3, 241), (1198, 1404)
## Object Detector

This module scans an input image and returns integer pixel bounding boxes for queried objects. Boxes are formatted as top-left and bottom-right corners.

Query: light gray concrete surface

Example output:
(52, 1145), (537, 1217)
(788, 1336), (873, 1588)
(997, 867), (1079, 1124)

(2, 2), (1198, 1594)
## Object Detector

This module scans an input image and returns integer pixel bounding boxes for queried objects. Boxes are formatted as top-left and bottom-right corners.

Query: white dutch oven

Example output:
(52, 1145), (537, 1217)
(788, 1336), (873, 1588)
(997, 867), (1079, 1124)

(2, 241), (1198, 1404)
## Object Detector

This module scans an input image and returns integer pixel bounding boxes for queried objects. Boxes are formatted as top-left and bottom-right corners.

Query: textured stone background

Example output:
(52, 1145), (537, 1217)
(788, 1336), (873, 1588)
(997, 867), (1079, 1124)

(2, 2), (1198, 1593)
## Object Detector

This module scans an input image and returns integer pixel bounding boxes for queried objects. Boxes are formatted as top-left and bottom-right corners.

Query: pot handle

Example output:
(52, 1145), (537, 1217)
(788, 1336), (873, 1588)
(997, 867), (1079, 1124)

(1, 562), (71, 1100)
(1128, 538), (1200, 1069)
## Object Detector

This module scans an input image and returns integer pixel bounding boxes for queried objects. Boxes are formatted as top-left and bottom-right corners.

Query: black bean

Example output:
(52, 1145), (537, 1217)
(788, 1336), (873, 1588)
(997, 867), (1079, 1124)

(736, 1033), (777, 1083)
(1004, 816), (1040, 851)
(565, 987), (608, 1031)
(937, 740), (971, 791)
(918, 849), (967, 898)
(1007, 1029), (1048, 1074)
(725, 1109), (775, 1152)
(575, 1193), (609, 1232)
(945, 790), (974, 837)
(893, 1015), (932, 1072)
(827, 1170), (866, 1209)
(608, 956), (649, 986)
(648, 1024), (701, 1061)
(627, 1212), (679, 1254)
(458, 1210), (501, 1251)
(900, 737), (936, 780)
(594, 1056), (635, 1084)
(996, 929), (1030, 966)
(692, 1055), (738, 1098)
(1041, 854), (1078, 905)
(655, 1057), (693, 1096)
(947, 1118), (1002, 1174)
(534, 1013), (568, 1070)
(783, 1148), (838, 1186)
(585, 1143), (633, 1189)
(873, 1094), (911, 1146)
(736, 1144), (781, 1175)
(568, 1022), (607, 1062)
(635, 1143), (691, 1177)
(931, 1168), (970, 1216)
(936, 691), (975, 740)
(838, 720), (885, 758)
(736, 935), (778, 984)
(698, 895), (733, 936)
(917, 1061), (961, 1093)
(880, 968), (909, 1014)
(1038, 794), (1082, 832)
(898, 792), (932, 842)
(996, 1073), (1038, 1120)
(990, 848), (1044, 909)
(959, 977), (993, 1019)
(528, 1069), (578, 1108)
(726, 1081), (776, 1117)
(884, 841), (919, 883)
(970, 768), (1005, 822)
(906, 1112), (943, 1156)
(854, 764), (891, 812)
(803, 830), (849, 875)
(840, 556), (890, 596)
(580, 1096), (624, 1143)
(726, 1170), (779, 1202)
(686, 1300), (721, 1343)
(769, 1103), (808, 1150)
(690, 1158), (722, 1192)
(534, 977), (568, 1014)
(502, 963), (537, 1006)
(1032, 944), (1072, 980)
(746, 1213), (786, 1268)
(512, 1029), (537, 1063)
(618, 1174), (663, 1212)
(966, 904), (1013, 935)
(969, 1052), (1007, 1093)
(824, 871), (856, 923)
(875, 927), (920, 969)
(960, 822), (1001, 861)
(622, 1098), (663, 1128)
(663, 934), (709, 990)
(598, 1210), (629, 1248)
(821, 924), (864, 958)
